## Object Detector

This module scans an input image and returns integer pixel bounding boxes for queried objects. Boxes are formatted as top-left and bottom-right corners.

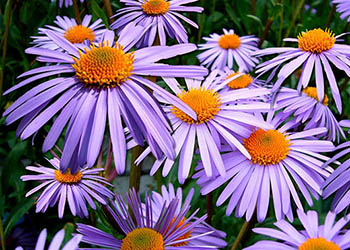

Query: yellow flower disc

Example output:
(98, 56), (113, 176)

(121, 228), (164, 250)
(298, 28), (335, 53)
(64, 25), (95, 44)
(303, 87), (329, 106)
(55, 168), (83, 184)
(299, 237), (340, 250)
(226, 72), (253, 89)
(142, 0), (170, 15)
(218, 34), (241, 49)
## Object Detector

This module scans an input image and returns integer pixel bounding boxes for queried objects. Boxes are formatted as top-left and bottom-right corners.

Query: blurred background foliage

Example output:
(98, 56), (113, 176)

(0, 0), (349, 249)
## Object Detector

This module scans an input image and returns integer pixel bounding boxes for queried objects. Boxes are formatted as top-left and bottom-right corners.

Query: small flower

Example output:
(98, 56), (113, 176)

(194, 112), (334, 222)
(21, 157), (114, 218)
(54, 0), (84, 8)
(76, 188), (226, 249)
(332, 0), (350, 22)
(244, 210), (350, 250)
(197, 29), (259, 71)
(32, 15), (106, 50)
(111, 0), (203, 47)
(254, 28), (350, 113)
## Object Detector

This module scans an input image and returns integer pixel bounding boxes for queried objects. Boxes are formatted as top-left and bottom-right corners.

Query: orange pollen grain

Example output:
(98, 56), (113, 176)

(243, 128), (291, 166)
(299, 237), (340, 250)
(218, 34), (241, 49)
(226, 72), (253, 89)
(298, 28), (335, 53)
(303, 87), (329, 106)
(64, 25), (95, 44)
(54, 168), (83, 184)
(142, 0), (170, 15)
(72, 43), (134, 87)
(171, 87), (221, 124)
(166, 218), (192, 247)
(121, 228), (164, 250)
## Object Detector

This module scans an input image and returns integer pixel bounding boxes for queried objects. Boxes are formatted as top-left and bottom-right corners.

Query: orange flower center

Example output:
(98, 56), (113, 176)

(298, 28), (335, 53)
(303, 87), (329, 106)
(218, 34), (241, 49)
(64, 25), (95, 44)
(72, 43), (134, 87)
(166, 218), (192, 246)
(121, 228), (164, 250)
(243, 129), (291, 166)
(171, 87), (221, 124)
(142, 0), (170, 15)
(299, 237), (340, 250)
(54, 168), (83, 184)
(226, 72), (253, 89)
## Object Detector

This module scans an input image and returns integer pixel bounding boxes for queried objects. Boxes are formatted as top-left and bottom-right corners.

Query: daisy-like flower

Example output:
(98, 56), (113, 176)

(332, 0), (350, 22)
(150, 184), (227, 248)
(194, 112), (334, 222)
(54, 0), (84, 8)
(244, 209), (350, 250)
(111, 0), (203, 47)
(254, 28), (350, 113)
(21, 157), (114, 218)
(197, 29), (259, 71)
(15, 228), (82, 250)
(136, 70), (271, 183)
(3, 27), (207, 174)
(32, 15), (106, 50)
(276, 87), (345, 142)
(76, 189), (226, 249)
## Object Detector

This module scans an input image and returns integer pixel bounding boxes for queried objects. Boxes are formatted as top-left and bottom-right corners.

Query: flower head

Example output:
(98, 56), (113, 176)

(332, 0), (350, 22)
(197, 29), (259, 71)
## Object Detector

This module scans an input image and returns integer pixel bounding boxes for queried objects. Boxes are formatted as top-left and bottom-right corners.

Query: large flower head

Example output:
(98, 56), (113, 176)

(135, 70), (271, 183)
(32, 15), (106, 50)
(3, 26), (207, 174)
(194, 112), (335, 222)
(21, 157), (114, 218)
(111, 0), (203, 47)
(276, 87), (345, 142)
(76, 189), (226, 249)
(197, 29), (259, 71)
(244, 210), (350, 250)
(332, 0), (350, 22)
(254, 28), (350, 113)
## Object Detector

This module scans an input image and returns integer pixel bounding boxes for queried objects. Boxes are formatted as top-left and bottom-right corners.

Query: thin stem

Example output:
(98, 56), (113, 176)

(103, 0), (114, 24)
(258, 19), (273, 48)
(277, 0), (284, 46)
(205, 193), (213, 225)
(283, 0), (305, 46)
(251, 0), (256, 14)
(155, 169), (162, 192)
(230, 219), (255, 250)
(326, 5), (336, 28)
(0, 216), (6, 250)
(72, 0), (81, 24)
(129, 146), (143, 192)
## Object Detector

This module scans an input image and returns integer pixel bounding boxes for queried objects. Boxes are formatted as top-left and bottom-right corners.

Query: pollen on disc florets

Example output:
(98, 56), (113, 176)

(171, 87), (221, 124)
(142, 0), (170, 15)
(243, 128), (291, 166)
(72, 42), (134, 87)
(226, 72), (253, 89)
(218, 34), (241, 49)
(303, 87), (329, 106)
(298, 28), (336, 53)
(54, 168), (83, 184)
(298, 237), (340, 250)
(64, 25), (96, 44)
(166, 218), (192, 247)
(121, 228), (164, 250)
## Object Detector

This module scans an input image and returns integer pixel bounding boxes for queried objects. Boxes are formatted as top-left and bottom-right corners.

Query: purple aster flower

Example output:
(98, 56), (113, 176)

(275, 87), (345, 142)
(111, 0), (203, 47)
(150, 184), (227, 248)
(20, 157), (114, 218)
(3, 27), (207, 174)
(135, 70), (271, 183)
(76, 189), (225, 249)
(197, 29), (259, 71)
(54, 0), (84, 8)
(332, 0), (350, 22)
(31, 15), (106, 50)
(15, 228), (82, 250)
(244, 209), (350, 250)
(254, 28), (350, 113)
(194, 112), (335, 222)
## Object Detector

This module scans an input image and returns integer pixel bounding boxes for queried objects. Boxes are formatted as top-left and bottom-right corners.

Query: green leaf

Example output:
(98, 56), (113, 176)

(246, 14), (263, 27)
(90, 0), (110, 29)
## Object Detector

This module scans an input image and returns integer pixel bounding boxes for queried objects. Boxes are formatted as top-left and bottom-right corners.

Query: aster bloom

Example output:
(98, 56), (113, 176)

(244, 210), (350, 250)
(332, 0), (350, 22)
(150, 184), (227, 248)
(194, 112), (334, 222)
(76, 189), (225, 249)
(3, 27), (207, 173)
(254, 28), (350, 113)
(15, 228), (82, 250)
(54, 0), (84, 8)
(136, 70), (272, 183)
(20, 157), (114, 218)
(197, 29), (259, 71)
(111, 0), (203, 47)
(32, 15), (106, 50)
(275, 87), (345, 142)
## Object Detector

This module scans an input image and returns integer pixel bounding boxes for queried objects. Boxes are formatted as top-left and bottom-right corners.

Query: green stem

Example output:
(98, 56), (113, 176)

(205, 193), (213, 225)
(72, 0), (81, 24)
(326, 4), (336, 28)
(103, 0), (114, 24)
(258, 18), (273, 48)
(0, 216), (5, 250)
(230, 219), (255, 250)
(129, 146), (143, 192)
(251, 0), (256, 14)
(282, 0), (305, 46)
(155, 169), (162, 192)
